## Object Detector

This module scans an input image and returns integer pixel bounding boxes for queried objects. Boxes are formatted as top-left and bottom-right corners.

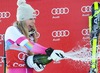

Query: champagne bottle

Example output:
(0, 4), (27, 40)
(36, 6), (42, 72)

(33, 54), (52, 65)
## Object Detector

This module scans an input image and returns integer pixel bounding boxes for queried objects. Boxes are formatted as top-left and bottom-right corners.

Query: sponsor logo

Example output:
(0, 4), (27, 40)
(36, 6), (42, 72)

(81, 29), (90, 36)
(0, 34), (4, 41)
(18, 52), (27, 61)
(81, 28), (90, 41)
(81, 6), (91, 13)
(35, 9), (40, 16)
(51, 7), (69, 15)
(0, 56), (4, 63)
(0, 34), (4, 44)
(13, 62), (25, 67)
(12, 52), (28, 67)
(52, 30), (70, 41)
(0, 11), (11, 18)
(94, 16), (98, 25)
(0, 56), (5, 67)
(81, 6), (91, 16)
(52, 30), (70, 38)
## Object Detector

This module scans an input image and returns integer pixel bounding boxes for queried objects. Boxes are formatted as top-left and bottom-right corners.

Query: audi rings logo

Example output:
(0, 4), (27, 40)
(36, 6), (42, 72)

(81, 29), (90, 36)
(0, 11), (11, 18)
(81, 6), (91, 13)
(35, 9), (40, 16)
(51, 7), (69, 15)
(0, 34), (4, 41)
(0, 56), (4, 63)
(52, 30), (70, 38)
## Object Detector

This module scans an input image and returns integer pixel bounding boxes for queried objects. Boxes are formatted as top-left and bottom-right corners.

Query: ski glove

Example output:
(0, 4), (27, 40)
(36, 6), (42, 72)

(25, 55), (46, 72)
(45, 47), (65, 61)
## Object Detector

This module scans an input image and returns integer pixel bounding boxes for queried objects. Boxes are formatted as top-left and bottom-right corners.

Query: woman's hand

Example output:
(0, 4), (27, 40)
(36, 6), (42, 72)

(45, 48), (65, 61)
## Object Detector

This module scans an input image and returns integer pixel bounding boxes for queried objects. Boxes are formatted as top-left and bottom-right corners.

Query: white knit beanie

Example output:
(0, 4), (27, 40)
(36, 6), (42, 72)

(16, 0), (36, 21)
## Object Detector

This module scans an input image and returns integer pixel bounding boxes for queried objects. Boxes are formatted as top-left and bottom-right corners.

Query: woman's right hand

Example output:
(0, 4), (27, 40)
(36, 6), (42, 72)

(26, 55), (46, 72)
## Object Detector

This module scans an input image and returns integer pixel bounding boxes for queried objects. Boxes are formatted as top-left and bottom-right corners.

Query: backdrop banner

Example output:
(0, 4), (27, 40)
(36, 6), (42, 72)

(0, 0), (100, 73)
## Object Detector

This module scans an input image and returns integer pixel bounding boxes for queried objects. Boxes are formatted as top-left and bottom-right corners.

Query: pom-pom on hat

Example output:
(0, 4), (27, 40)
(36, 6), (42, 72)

(16, 0), (36, 21)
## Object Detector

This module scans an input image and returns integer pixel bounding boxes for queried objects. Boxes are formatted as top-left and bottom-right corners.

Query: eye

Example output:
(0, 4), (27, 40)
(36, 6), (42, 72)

(29, 18), (36, 21)
(29, 18), (33, 20)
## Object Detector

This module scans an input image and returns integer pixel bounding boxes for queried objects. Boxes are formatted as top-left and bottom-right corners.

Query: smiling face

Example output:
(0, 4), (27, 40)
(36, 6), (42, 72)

(24, 18), (38, 42)
(25, 18), (36, 31)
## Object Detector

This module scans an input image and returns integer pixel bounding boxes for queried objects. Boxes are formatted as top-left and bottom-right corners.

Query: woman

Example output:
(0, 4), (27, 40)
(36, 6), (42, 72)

(5, 0), (65, 73)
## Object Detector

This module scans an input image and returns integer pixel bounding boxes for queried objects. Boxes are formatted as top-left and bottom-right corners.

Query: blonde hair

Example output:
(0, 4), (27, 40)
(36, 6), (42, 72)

(13, 21), (38, 42)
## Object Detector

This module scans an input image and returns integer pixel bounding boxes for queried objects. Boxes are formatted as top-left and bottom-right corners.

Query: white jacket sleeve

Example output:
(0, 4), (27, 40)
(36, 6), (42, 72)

(5, 26), (32, 49)
(5, 26), (25, 42)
